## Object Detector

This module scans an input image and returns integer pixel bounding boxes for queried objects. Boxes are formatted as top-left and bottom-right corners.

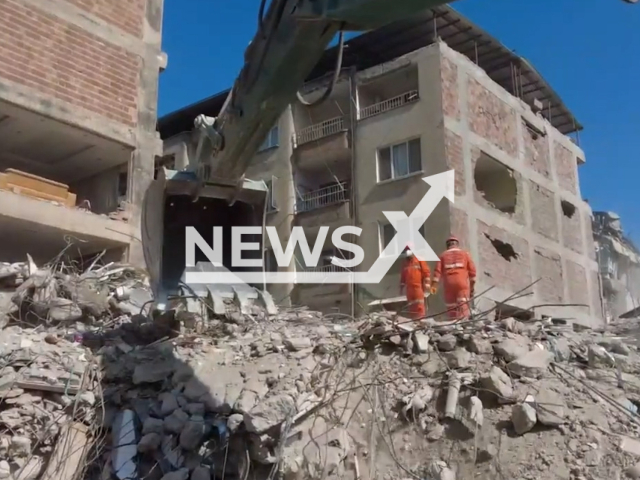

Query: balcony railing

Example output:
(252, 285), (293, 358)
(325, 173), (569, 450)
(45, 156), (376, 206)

(294, 117), (346, 146)
(299, 264), (350, 273)
(296, 263), (352, 282)
(359, 90), (419, 120)
(296, 182), (349, 213)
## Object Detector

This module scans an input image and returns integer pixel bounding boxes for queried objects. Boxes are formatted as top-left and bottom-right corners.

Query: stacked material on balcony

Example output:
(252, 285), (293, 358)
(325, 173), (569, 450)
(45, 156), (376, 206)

(0, 169), (76, 207)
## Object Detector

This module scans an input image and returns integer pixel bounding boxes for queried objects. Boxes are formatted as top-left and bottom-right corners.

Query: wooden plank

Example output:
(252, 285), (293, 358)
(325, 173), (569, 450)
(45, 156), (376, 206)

(41, 422), (90, 480)
(5, 169), (69, 198)
(16, 380), (81, 395)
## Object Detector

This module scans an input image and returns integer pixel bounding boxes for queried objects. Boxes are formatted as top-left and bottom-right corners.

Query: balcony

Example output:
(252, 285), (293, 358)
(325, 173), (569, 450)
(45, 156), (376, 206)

(296, 182), (349, 212)
(294, 182), (351, 230)
(358, 64), (419, 121)
(294, 117), (346, 146)
(295, 264), (352, 308)
(292, 117), (351, 169)
(359, 90), (419, 120)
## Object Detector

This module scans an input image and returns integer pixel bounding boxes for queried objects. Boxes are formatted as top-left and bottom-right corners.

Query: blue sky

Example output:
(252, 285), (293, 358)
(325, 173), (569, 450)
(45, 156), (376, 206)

(159, 0), (639, 242)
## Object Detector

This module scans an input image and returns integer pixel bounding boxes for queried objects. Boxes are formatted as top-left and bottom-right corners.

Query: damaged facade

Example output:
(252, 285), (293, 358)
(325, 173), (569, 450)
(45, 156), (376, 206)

(592, 211), (640, 321)
(0, 0), (165, 266)
(159, 7), (601, 324)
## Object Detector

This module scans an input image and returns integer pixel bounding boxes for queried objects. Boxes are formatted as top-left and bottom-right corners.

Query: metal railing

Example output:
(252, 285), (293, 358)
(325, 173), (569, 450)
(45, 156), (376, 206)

(299, 264), (350, 273)
(296, 263), (352, 283)
(359, 90), (419, 120)
(296, 182), (349, 213)
(294, 117), (346, 146)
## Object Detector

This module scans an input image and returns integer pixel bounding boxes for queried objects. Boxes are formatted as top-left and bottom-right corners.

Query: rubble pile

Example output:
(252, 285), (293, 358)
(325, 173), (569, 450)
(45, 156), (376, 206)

(0, 257), (152, 480)
(3, 261), (640, 480)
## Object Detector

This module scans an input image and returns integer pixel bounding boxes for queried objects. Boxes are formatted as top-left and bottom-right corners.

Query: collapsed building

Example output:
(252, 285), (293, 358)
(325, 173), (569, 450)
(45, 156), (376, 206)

(0, 0), (165, 266)
(592, 211), (640, 321)
(159, 6), (602, 325)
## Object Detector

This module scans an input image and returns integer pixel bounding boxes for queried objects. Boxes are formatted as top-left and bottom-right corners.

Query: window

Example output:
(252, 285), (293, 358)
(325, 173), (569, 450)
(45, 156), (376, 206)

(258, 126), (279, 151)
(265, 178), (277, 212)
(377, 138), (421, 182)
(379, 220), (426, 257)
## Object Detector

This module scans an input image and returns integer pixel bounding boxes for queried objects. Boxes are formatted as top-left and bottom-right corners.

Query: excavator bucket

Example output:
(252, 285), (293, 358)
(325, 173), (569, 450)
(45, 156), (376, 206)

(141, 167), (277, 317)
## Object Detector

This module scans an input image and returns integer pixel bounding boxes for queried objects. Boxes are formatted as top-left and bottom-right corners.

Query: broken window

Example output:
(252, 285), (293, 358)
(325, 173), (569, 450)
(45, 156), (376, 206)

(377, 138), (421, 182)
(484, 233), (519, 261)
(561, 200), (576, 218)
(474, 153), (517, 214)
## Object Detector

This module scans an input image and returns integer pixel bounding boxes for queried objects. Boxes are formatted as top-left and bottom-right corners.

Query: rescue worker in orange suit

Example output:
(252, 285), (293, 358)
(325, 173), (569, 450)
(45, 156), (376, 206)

(400, 246), (431, 320)
(431, 236), (477, 321)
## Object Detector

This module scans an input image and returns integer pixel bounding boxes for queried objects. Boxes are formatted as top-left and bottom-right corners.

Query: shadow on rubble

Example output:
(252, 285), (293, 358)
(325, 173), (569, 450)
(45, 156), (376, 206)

(0, 261), (274, 480)
(81, 309), (256, 480)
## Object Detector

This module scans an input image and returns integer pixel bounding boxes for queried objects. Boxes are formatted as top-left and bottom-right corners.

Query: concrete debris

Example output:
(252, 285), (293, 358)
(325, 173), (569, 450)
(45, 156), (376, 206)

(506, 348), (553, 378)
(533, 388), (567, 426)
(4, 256), (640, 480)
(512, 402), (537, 435)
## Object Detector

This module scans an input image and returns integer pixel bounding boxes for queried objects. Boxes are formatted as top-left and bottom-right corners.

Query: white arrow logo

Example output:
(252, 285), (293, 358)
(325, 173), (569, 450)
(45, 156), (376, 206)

(184, 170), (455, 285)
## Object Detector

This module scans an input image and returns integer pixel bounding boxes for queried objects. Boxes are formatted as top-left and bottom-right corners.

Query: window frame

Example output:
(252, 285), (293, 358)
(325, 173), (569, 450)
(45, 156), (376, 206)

(265, 177), (278, 213)
(376, 137), (422, 183)
(378, 221), (427, 258)
(258, 125), (280, 152)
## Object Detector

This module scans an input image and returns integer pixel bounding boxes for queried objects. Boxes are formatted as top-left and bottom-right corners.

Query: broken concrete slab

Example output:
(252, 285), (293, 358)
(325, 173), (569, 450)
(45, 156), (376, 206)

(507, 349), (553, 379)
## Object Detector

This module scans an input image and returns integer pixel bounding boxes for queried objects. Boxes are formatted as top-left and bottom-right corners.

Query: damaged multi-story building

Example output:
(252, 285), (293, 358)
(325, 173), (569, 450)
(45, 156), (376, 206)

(159, 6), (603, 324)
(592, 211), (640, 321)
(0, 0), (165, 265)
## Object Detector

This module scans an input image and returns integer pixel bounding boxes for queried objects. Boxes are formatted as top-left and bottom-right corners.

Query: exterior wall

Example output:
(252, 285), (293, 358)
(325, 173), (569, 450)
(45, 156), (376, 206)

(354, 44), (449, 314)
(0, 0), (164, 265)
(437, 42), (601, 322)
(245, 107), (296, 306)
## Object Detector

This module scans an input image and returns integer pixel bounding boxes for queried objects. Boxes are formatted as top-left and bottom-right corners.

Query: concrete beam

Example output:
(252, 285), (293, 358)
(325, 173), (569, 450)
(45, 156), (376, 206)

(0, 78), (137, 148)
(0, 190), (135, 245)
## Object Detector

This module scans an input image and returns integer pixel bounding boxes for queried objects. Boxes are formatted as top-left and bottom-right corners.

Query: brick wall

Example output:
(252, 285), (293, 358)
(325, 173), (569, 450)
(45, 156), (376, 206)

(565, 260), (590, 310)
(522, 120), (551, 178)
(553, 142), (578, 194)
(533, 247), (564, 303)
(441, 56), (460, 120)
(477, 221), (532, 292)
(467, 78), (518, 157)
(445, 129), (465, 196)
(560, 198), (584, 254)
(65, 0), (146, 38)
(0, 0), (140, 126)
(529, 181), (558, 241)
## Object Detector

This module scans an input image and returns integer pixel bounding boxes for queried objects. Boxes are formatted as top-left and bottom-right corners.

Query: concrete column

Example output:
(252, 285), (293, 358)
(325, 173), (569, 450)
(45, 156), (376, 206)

(128, 0), (165, 267)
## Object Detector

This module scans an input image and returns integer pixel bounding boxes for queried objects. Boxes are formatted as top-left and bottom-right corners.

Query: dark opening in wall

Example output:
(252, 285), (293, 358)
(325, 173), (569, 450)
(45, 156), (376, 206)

(561, 200), (576, 218)
(474, 153), (517, 214)
(118, 171), (128, 198)
(484, 233), (519, 261)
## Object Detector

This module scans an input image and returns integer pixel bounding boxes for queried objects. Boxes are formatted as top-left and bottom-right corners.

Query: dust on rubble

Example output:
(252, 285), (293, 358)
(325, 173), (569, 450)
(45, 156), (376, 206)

(3, 258), (640, 480)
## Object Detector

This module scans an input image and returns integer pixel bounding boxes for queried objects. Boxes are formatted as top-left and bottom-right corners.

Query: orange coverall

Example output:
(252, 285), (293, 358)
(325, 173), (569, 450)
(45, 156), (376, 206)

(433, 247), (477, 320)
(400, 256), (431, 319)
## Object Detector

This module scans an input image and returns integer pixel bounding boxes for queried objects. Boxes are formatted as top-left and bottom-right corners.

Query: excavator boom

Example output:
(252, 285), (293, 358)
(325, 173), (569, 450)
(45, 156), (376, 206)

(192, 0), (459, 189)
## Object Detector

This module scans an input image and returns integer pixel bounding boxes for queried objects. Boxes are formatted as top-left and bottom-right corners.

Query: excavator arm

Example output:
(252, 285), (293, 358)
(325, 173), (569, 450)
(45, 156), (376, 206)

(191, 0), (461, 191)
